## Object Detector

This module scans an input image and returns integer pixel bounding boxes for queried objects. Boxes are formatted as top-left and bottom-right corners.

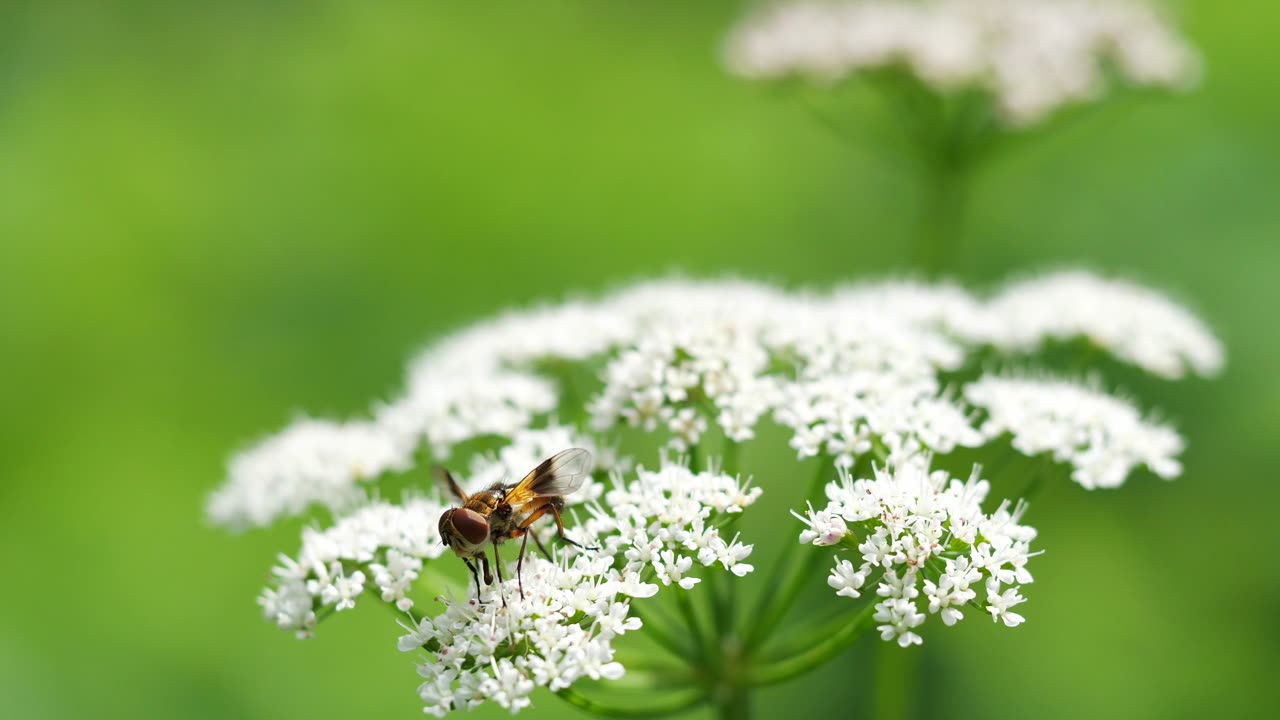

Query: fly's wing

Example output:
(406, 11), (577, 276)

(432, 466), (469, 503)
(503, 448), (593, 507)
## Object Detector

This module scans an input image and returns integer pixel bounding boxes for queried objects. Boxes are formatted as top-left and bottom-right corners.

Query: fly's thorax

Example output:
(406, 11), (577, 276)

(467, 490), (502, 514)
(487, 512), (520, 541)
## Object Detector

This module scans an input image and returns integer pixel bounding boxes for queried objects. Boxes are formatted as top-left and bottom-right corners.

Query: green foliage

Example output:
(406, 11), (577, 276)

(1, 1), (1276, 718)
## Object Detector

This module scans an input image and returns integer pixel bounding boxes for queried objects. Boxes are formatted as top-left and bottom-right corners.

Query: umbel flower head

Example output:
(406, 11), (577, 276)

(211, 270), (1220, 715)
(798, 454), (1037, 645)
(724, 0), (1200, 127)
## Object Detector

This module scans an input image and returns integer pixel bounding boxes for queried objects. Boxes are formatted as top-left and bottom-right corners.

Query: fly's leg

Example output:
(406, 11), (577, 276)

(491, 543), (507, 608)
(463, 557), (482, 600)
(550, 504), (598, 551)
(516, 531), (530, 600)
(531, 531), (552, 561)
(515, 503), (594, 554)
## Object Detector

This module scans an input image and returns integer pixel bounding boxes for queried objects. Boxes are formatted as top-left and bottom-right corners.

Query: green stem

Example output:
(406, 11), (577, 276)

(743, 546), (827, 654)
(604, 665), (697, 691)
(1017, 455), (1055, 502)
(717, 684), (750, 720)
(555, 687), (705, 718)
(981, 443), (1022, 488)
(746, 599), (879, 687)
(629, 600), (694, 660)
(915, 156), (968, 279)
(757, 570), (884, 662)
(673, 587), (712, 663)
(743, 457), (832, 652)
(713, 629), (751, 720)
(706, 569), (730, 650)
(875, 638), (913, 720)
(722, 438), (740, 477)
(688, 443), (702, 473)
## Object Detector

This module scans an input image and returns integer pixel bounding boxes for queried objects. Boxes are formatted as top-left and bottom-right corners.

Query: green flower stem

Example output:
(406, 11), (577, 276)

(605, 665), (697, 691)
(673, 586), (712, 663)
(1017, 455), (1055, 501)
(756, 571), (885, 663)
(982, 443), (1023, 488)
(705, 570), (728, 648)
(688, 443), (703, 473)
(743, 457), (832, 652)
(629, 601), (695, 660)
(745, 599), (879, 687)
(312, 605), (336, 626)
(875, 637), (913, 720)
(915, 153), (970, 279)
(722, 438), (740, 477)
(554, 687), (705, 718)
(714, 436), (746, 655)
(743, 546), (827, 655)
(718, 684), (750, 720)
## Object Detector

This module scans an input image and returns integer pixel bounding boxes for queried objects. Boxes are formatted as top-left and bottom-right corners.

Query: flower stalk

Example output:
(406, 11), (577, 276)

(916, 154), (970, 278)
(747, 599), (880, 687)
(744, 457), (835, 652)
(555, 687), (706, 718)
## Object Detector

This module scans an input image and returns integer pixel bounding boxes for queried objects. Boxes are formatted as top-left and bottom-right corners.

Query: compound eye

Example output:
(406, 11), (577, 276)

(452, 508), (490, 546)
(438, 510), (454, 545)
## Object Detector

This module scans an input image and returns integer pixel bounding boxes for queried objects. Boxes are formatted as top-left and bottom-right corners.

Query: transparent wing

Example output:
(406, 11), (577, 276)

(432, 466), (468, 503)
(508, 448), (593, 502)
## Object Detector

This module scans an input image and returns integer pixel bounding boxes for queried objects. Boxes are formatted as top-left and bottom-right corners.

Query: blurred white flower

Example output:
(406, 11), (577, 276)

(209, 418), (413, 530)
(210, 271), (1216, 533)
(982, 270), (1224, 379)
(725, 0), (1199, 126)
(965, 374), (1184, 489)
(378, 368), (559, 460)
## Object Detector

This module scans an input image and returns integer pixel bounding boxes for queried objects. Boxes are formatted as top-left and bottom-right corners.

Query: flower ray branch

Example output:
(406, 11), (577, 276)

(555, 686), (706, 718)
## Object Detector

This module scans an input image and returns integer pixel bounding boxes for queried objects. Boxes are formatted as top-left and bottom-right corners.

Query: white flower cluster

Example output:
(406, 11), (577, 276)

(210, 271), (1219, 532)
(216, 270), (1220, 714)
(965, 374), (1183, 489)
(725, 0), (1199, 126)
(260, 496), (448, 636)
(775, 374), (982, 468)
(984, 271), (1224, 379)
(399, 463), (758, 716)
(209, 418), (412, 530)
(798, 457), (1037, 646)
(589, 320), (778, 448)
(584, 463), (760, 582)
(399, 554), (650, 717)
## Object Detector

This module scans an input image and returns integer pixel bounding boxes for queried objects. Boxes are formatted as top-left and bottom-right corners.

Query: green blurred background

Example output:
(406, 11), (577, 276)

(2, 0), (1276, 718)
